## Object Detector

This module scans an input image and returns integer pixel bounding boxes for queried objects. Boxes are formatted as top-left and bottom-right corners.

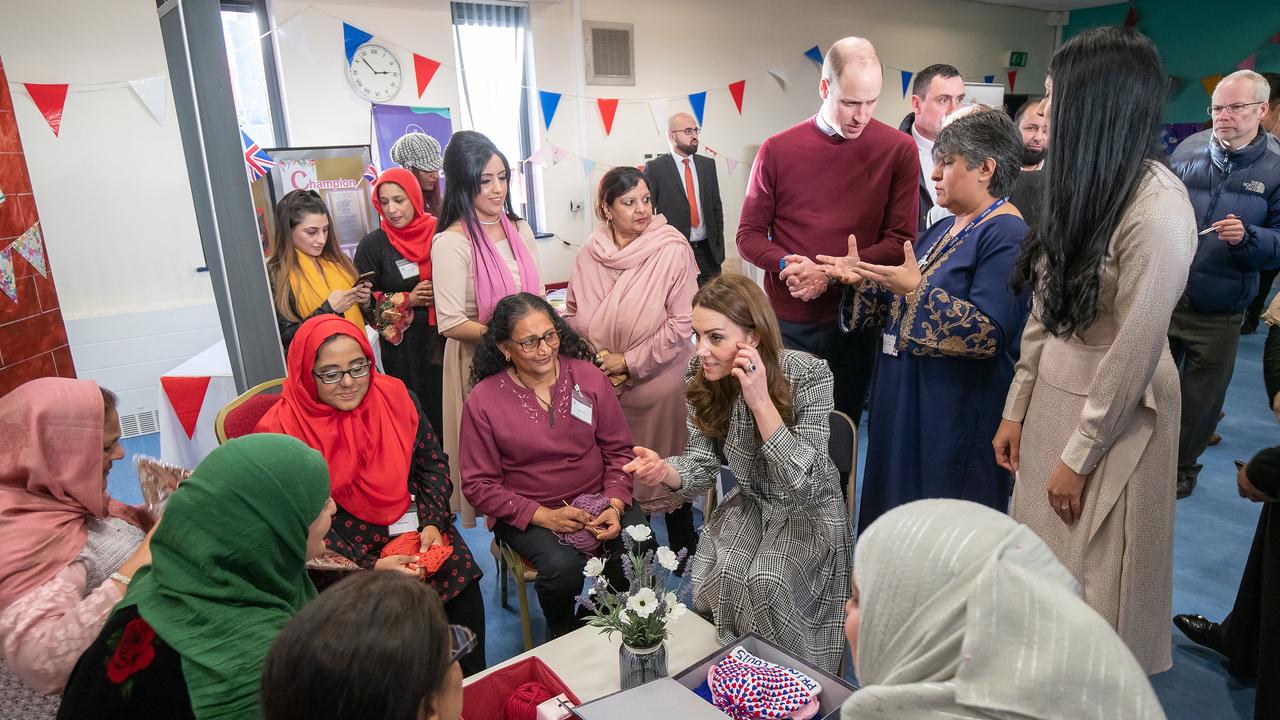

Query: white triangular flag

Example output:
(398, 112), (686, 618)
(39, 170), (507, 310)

(526, 148), (545, 167)
(768, 65), (789, 89)
(551, 145), (569, 164)
(725, 158), (740, 175)
(581, 158), (597, 177)
(279, 19), (314, 64)
(648, 98), (667, 135)
(128, 76), (167, 125)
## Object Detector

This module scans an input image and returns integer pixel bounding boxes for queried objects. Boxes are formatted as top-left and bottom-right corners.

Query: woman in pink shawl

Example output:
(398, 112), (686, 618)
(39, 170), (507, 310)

(432, 131), (542, 528)
(0, 378), (153, 715)
(566, 166), (698, 567)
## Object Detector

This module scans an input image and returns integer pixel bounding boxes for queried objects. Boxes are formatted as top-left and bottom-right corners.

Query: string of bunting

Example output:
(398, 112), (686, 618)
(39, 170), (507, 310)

(0, 221), (51, 304)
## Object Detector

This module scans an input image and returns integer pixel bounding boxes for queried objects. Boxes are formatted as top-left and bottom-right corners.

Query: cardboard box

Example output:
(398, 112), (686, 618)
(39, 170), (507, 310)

(573, 633), (857, 720)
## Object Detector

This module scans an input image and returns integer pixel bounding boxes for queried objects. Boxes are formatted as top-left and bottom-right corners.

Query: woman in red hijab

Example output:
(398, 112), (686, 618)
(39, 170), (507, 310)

(355, 168), (447, 441)
(256, 315), (485, 675)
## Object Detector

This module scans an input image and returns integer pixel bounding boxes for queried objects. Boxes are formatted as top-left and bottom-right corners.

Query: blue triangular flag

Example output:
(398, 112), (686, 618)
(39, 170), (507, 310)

(901, 70), (912, 98)
(582, 158), (597, 177)
(688, 91), (707, 126)
(343, 23), (373, 65)
(983, 75), (995, 84)
(804, 45), (823, 66)
(539, 90), (562, 130)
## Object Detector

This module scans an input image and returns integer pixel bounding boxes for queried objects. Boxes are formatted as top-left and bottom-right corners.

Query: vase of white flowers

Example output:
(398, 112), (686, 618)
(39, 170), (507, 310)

(576, 524), (688, 690)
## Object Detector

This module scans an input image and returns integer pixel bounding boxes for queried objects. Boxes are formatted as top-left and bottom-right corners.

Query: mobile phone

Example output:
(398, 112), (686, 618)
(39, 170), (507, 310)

(1235, 459), (1247, 471)
(356, 271), (375, 286)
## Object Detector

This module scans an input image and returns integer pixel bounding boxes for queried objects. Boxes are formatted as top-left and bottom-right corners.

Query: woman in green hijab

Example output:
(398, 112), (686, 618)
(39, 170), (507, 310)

(56, 434), (335, 720)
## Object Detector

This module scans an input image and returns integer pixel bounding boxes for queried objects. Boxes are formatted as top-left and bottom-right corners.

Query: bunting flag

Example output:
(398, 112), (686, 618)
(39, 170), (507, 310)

(362, 164), (378, 183)
(581, 158), (597, 177)
(725, 158), (740, 176)
(1238, 54), (1257, 71)
(728, 80), (746, 113)
(804, 46), (823, 67)
(539, 90), (562, 130)
(551, 145), (569, 164)
(279, 20), (314, 63)
(526, 148), (545, 167)
(1007, 71), (1018, 92)
(983, 75), (994, 84)
(414, 54), (442, 97)
(127, 76), (166, 125)
(343, 22), (374, 64)
(648, 98), (667, 135)
(160, 376), (212, 439)
(1123, 5), (1139, 30)
(1202, 74), (1223, 97)
(241, 129), (276, 181)
(1168, 76), (1187, 97)
(0, 248), (15, 303)
(688, 91), (707, 126)
(900, 70), (913, 98)
(11, 224), (48, 277)
(23, 83), (70, 137)
(1273, 32), (1280, 43)
(597, 98), (619, 135)
(768, 65), (789, 89)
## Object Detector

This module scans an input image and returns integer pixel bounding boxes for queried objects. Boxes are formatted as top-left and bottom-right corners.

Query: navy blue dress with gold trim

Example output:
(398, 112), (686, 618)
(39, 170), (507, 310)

(841, 212), (1030, 534)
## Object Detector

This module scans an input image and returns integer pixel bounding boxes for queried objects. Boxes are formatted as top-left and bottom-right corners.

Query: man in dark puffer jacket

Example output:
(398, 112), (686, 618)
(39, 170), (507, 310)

(1170, 70), (1280, 499)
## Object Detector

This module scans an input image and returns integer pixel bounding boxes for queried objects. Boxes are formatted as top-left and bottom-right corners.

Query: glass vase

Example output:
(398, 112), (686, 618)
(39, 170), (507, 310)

(619, 641), (668, 690)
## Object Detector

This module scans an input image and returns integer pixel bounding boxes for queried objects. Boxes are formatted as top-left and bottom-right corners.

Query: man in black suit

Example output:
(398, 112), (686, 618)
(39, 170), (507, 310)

(643, 112), (724, 285)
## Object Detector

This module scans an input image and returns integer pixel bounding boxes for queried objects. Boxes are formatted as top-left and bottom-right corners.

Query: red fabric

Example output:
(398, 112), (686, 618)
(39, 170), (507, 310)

(371, 168), (438, 324)
(736, 117), (919, 323)
(461, 657), (580, 720)
(379, 530), (452, 575)
(223, 394), (282, 440)
(0, 378), (149, 609)
(160, 375), (211, 440)
(255, 316), (418, 526)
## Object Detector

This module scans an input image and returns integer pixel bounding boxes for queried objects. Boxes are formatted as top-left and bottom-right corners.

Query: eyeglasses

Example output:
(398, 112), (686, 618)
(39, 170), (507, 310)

(1207, 101), (1264, 117)
(673, 127), (701, 137)
(312, 362), (373, 384)
(512, 330), (561, 353)
(449, 625), (477, 663)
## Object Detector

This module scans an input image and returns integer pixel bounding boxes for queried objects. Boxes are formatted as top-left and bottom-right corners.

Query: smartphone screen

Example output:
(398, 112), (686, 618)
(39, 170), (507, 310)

(356, 271), (375, 286)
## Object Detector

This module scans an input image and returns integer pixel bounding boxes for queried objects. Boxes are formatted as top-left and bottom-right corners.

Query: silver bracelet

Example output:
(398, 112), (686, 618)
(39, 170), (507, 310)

(110, 572), (132, 586)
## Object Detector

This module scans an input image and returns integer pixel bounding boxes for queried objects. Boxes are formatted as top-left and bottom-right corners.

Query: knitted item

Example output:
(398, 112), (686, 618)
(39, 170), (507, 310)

(708, 646), (822, 719)
(390, 133), (443, 172)
(77, 517), (146, 592)
(556, 493), (610, 555)
(504, 681), (556, 720)
(379, 531), (453, 576)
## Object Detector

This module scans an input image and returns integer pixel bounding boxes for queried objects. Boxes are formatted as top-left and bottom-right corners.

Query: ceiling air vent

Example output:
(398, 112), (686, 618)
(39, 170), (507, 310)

(584, 21), (634, 86)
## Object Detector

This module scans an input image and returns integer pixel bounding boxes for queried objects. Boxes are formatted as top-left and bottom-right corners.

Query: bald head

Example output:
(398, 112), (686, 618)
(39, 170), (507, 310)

(667, 112), (700, 156)
(822, 37), (881, 84)
(819, 37), (883, 139)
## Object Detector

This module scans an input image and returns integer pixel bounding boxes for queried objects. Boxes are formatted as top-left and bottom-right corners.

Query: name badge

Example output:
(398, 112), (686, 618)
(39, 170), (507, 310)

(881, 333), (899, 357)
(570, 384), (593, 425)
(395, 258), (419, 281)
(389, 499), (417, 536)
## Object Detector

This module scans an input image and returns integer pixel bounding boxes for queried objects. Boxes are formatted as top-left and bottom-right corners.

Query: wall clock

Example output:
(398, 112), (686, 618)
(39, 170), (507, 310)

(347, 43), (402, 103)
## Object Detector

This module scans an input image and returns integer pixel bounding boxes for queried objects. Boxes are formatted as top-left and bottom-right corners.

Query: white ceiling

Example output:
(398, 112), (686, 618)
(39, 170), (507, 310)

(969, 0), (1119, 10)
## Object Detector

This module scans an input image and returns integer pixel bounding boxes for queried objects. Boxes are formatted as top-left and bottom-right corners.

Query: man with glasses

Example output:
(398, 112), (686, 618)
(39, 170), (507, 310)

(1168, 70), (1280, 499)
(898, 63), (966, 231)
(643, 112), (724, 285)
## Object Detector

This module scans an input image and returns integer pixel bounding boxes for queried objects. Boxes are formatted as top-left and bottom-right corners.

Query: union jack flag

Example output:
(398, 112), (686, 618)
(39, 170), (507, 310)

(362, 163), (379, 184)
(241, 129), (276, 182)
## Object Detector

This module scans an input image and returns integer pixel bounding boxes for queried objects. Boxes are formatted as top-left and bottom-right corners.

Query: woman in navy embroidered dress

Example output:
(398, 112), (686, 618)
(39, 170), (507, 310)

(820, 108), (1031, 533)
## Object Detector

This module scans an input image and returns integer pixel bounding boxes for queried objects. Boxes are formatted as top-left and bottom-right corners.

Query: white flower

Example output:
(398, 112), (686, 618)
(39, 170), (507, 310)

(583, 556), (606, 578)
(666, 601), (688, 624)
(656, 546), (679, 572)
(625, 525), (653, 543)
(626, 587), (659, 618)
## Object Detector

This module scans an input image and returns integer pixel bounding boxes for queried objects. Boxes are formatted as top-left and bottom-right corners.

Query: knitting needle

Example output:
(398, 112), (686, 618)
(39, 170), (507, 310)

(565, 500), (604, 536)
(1199, 226), (1217, 236)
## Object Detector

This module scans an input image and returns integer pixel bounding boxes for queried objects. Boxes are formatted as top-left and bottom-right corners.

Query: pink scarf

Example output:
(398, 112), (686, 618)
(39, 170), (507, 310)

(0, 378), (151, 609)
(468, 214), (541, 323)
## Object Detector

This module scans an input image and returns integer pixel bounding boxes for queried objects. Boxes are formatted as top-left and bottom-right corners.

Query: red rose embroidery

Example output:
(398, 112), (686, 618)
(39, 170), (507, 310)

(106, 618), (157, 684)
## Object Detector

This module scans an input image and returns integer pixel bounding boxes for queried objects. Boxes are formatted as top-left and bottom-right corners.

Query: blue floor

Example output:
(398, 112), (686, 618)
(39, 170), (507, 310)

(110, 326), (1273, 717)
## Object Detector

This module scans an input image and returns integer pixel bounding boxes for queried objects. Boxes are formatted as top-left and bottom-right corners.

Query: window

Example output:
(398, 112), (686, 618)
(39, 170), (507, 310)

(221, 1), (286, 146)
(452, 2), (541, 230)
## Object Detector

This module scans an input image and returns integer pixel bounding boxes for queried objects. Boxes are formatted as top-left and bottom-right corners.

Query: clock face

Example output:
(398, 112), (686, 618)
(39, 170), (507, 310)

(347, 43), (403, 103)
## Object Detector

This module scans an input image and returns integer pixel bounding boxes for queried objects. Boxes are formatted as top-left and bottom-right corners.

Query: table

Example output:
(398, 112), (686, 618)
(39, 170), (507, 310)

(466, 613), (721, 702)
(158, 340), (237, 469)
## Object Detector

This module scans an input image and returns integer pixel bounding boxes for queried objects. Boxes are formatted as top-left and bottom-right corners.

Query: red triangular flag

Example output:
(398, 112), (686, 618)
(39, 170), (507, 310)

(160, 376), (212, 440)
(1007, 71), (1018, 93)
(414, 54), (442, 97)
(1123, 5), (1138, 29)
(1238, 54), (1257, 71)
(24, 83), (70, 137)
(597, 98), (619, 135)
(728, 80), (746, 113)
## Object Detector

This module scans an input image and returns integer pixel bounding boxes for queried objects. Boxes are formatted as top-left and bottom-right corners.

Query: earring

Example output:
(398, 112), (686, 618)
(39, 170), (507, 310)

(503, 354), (512, 363)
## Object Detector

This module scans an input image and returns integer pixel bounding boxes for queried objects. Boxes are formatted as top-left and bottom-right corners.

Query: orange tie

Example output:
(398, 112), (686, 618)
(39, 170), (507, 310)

(683, 158), (701, 228)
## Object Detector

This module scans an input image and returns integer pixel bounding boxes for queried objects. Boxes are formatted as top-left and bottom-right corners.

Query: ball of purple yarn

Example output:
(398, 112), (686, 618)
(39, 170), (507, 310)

(559, 493), (610, 555)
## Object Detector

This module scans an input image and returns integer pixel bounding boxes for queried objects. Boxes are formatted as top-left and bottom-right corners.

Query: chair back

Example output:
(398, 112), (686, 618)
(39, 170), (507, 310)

(215, 379), (285, 444)
(828, 410), (858, 520)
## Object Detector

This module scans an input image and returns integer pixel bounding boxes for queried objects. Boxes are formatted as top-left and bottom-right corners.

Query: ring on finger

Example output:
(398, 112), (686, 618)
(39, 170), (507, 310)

(748, 363), (757, 372)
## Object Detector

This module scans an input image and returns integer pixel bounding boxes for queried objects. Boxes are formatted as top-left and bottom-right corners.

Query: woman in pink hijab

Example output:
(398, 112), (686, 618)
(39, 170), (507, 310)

(0, 378), (153, 714)
(566, 166), (698, 567)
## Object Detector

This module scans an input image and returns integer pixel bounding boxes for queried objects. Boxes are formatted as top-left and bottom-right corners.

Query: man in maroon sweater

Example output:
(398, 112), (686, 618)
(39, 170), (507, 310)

(737, 36), (919, 423)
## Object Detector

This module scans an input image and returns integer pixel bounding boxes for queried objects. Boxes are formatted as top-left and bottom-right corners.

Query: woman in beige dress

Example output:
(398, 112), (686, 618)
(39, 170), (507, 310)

(992, 27), (1196, 675)
(431, 131), (542, 527)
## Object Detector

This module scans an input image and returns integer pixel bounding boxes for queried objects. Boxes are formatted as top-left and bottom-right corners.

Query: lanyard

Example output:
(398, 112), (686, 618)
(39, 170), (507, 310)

(916, 197), (1008, 272)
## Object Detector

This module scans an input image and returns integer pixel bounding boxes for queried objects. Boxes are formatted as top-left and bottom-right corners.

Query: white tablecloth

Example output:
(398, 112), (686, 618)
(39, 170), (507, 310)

(158, 340), (236, 469)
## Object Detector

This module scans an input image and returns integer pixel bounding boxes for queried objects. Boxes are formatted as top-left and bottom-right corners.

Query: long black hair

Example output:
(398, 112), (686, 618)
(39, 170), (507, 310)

(1012, 27), (1167, 337)
(469, 293), (595, 387)
(260, 572), (452, 720)
(437, 130), (521, 241)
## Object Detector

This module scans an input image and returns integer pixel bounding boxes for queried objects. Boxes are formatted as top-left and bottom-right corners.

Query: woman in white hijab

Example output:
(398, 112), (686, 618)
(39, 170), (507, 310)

(843, 499), (1165, 720)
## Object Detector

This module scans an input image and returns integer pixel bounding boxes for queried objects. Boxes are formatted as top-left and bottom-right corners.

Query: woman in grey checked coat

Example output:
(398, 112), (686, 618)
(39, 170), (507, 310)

(626, 274), (853, 672)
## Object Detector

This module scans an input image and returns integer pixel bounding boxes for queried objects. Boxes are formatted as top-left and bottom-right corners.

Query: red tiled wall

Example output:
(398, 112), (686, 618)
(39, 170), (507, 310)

(0, 58), (74, 397)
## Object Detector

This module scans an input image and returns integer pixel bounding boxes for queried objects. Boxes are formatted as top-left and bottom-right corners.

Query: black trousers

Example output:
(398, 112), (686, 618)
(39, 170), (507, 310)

(777, 318), (877, 425)
(1245, 268), (1279, 327)
(691, 241), (722, 287)
(492, 505), (652, 639)
(660, 501), (699, 575)
(1221, 502), (1280, 720)
(443, 579), (487, 676)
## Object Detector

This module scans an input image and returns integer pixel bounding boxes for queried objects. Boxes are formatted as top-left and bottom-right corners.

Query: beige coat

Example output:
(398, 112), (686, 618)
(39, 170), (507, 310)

(1003, 164), (1196, 674)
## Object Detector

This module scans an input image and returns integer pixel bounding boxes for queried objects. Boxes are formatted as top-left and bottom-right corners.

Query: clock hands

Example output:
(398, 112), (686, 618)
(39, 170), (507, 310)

(360, 57), (384, 75)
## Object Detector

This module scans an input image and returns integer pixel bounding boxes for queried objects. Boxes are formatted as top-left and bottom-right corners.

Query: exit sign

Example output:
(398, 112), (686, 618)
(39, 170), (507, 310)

(1005, 51), (1028, 68)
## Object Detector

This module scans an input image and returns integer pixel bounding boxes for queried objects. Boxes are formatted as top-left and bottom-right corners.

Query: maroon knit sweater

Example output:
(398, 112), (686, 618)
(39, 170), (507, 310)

(736, 116), (919, 323)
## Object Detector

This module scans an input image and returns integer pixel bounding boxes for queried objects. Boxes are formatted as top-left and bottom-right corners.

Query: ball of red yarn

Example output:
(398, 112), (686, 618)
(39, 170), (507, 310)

(503, 681), (556, 720)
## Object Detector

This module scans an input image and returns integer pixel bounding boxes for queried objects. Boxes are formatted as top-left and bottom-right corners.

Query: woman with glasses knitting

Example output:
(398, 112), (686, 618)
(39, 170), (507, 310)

(460, 293), (651, 639)
(256, 315), (486, 675)
(267, 189), (372, 350)
(432, 131), (542, 529)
